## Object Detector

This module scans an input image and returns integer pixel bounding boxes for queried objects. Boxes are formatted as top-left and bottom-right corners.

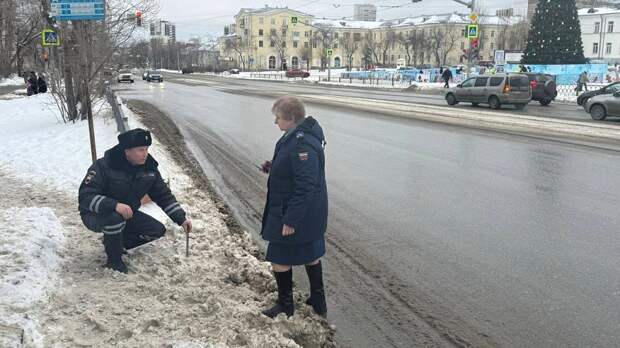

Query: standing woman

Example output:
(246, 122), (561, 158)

(260, 95), (328, 318)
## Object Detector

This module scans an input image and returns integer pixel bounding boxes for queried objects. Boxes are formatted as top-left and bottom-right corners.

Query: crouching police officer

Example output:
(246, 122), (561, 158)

(78, 128), (192, 273)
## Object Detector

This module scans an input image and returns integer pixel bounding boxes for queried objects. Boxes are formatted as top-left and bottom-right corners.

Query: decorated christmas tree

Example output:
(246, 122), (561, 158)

(521, 0), (586, 64)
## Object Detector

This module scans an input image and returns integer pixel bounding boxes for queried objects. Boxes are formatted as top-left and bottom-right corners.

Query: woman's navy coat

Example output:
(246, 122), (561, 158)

(261, 116), (328, 244)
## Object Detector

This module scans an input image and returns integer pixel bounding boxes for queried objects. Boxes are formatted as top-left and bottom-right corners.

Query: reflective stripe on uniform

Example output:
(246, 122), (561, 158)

(163, 202), (180, 214)
(89, 195), (104, 212)
(102, 221), (126, 235)
(94, 196), (105, 213)
(167, 206), (183, 216)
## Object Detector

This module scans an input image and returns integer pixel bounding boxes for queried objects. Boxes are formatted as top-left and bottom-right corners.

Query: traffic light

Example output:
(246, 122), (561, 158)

(472, 38), (479, 49)
(136, 10), (142, 27)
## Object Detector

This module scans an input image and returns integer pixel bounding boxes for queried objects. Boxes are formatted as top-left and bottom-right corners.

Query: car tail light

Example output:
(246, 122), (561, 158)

(530, 80), (538, 89)
(503, 81), (511, 94)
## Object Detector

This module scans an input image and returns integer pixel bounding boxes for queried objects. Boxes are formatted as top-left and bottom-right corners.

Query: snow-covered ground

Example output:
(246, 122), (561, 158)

(0, 75), (24, 87)
(0, 92), (331, 347)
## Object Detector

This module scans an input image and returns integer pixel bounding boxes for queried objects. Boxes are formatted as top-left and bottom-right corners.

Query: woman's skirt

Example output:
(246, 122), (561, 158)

(266, 238), (325, 266)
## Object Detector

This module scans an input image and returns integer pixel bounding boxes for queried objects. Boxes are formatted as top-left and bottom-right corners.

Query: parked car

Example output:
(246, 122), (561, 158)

(229, 68), (240, 74)
(146, 71), (163, 82)
(445, 73), (532, 110)
(523, 72), (557, 106)
(584, 91), (620, 120)
(181, 67), (194, 74)
(577, 81), (620, 106)
(285, 69), (310, 78)
(117, 72), (134, 83)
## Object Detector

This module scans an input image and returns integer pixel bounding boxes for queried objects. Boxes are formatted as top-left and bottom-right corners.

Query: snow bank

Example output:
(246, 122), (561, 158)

(0, 75), (24, 87)
(0, 94), (119, 194)
(0, 207), (64, 347)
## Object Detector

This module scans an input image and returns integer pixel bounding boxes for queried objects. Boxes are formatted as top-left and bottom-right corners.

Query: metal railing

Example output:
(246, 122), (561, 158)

(104, 82), (129, 133)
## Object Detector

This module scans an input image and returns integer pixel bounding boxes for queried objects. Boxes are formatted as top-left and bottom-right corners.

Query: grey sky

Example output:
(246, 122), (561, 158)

(157, 0), (528, 41)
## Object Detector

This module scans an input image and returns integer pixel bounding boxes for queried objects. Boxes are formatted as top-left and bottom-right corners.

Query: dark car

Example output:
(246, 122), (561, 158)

(146, 71), (163, 82)
(229, 68), (240, 74)
(577, 81), (620, 106)
(181, 67), (193, 74)
(523, 73), (557, 106)
(285, 69), (310, 78)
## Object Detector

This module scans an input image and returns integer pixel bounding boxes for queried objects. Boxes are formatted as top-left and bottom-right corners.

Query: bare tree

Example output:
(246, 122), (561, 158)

(224, 35), (246, 70)
(312, 27), (335, 70)
(397, 31), (414, 67)
(411, 29), (429, 66)
(270, 29), (288, 70)
(298, 46), (312, 71)
(363, 30), (381, 65)
(429, 24), (460, 66)
(379, 28), (397, 66)
(339, 32), (359, 70)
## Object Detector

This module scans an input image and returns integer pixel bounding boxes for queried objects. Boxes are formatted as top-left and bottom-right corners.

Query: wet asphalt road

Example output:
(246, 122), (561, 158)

(117, 79), (620, 348)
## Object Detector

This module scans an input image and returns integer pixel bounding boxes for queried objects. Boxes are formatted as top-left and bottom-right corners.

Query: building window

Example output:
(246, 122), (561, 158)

(259, 40), (263, 47)
(354, 33), (361, 41)
(334, 43), (338, 48)
(282, 18), (287, 25)
(270, 29), (276, 36)
(606, 42), (612, 54)
(282, 29), (286, 37)
(491, 30), (495, 38)
(345, 32), (351, 39)
(259, 17), (264, 24)
(259, 29), (263, 36)
(595, 22), (600, 33)
(313, 42), (317, 48)
(461, 29), (466, 36)
(293, 31), (300, 37)
(244, 29), (248, 36)
(334, 32), (339, 39)
(609, 21), (614, 33)
(293, 41), (298, 48)
(304, 31), (309, 37)
(271, 18), (276, 25)
(282, 41), (286, 47)
(490, 43), (494, 50)
(461, 41), (465, 49)
(271, 40), (275, 47)
(304, 41), (309, 48)
(593, 42), (599, 54)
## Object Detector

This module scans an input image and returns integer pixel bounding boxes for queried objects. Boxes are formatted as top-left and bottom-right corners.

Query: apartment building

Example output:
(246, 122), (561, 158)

(579, 7), (620, 63)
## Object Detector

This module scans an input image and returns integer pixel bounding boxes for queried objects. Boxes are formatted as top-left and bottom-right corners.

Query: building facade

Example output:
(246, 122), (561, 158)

(150, 19), (176, 45)
(219, 7), (525, 70)
(579, 7), (620, 63)
(354, 4), (377, 22)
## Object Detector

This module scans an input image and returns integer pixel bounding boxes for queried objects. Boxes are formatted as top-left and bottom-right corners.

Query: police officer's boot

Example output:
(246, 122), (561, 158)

(103, 233), (128, 274)
(261, 269), (294, 318)
(305, 261), (327, 316)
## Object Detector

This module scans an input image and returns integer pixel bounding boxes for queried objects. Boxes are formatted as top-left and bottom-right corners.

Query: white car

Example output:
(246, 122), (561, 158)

(117, 72), (134, 83)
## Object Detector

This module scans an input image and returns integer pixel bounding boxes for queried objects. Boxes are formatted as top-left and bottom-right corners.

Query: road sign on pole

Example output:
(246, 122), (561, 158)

(326, 49), (333, 56)
(42, 29), (60, 46)
(50, 0), (105, 21)
(467, 24), (479, 39)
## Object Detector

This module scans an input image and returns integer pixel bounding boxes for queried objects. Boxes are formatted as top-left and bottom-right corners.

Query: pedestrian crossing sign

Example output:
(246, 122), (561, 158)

(326, 49), (333, 56)
(467, 24), (479, 39)
(292, 17), (298, 24)
(42, 29), (61, 46)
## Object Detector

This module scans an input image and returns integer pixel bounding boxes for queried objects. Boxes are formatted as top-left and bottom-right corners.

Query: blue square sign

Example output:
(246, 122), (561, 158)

(50, 0), (105, 21)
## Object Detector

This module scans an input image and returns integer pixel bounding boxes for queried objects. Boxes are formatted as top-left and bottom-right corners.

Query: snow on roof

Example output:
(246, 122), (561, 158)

(236, 6), (312, 18)
(311, 18), (386, 30)
(578, 7), (620, 16)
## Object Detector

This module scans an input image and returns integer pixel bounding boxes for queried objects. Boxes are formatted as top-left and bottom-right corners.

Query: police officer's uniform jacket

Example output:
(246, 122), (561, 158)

(261, 116), (328, 244)
(78, 144), (186, 236)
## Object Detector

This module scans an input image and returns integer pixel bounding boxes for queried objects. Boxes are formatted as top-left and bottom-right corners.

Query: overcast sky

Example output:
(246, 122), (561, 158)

(155, 0), (528, 41)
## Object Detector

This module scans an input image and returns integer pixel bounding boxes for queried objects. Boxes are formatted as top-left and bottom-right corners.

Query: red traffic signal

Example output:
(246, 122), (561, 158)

(471, 38), (479, 49)
(135, 10), (143, 26)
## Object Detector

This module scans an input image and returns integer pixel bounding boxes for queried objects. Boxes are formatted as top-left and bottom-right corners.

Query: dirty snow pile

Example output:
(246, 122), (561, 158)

(0, 93), (332, 347)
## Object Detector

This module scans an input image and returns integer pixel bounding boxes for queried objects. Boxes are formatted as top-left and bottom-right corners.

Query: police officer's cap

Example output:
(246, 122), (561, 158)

(118, 128), (152, 149)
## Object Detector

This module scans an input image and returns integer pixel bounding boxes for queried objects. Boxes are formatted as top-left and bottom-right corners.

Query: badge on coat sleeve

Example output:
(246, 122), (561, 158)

(298, 152), (309, 161)
(84, 170), (96, 185)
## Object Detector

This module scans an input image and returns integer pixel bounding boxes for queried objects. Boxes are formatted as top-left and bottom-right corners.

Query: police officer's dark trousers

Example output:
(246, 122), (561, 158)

(81, 210), (166, 260)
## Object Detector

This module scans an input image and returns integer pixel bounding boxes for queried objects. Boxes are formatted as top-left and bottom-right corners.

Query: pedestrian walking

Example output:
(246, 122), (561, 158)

(259, 96), (328, 318)
(37, 74), (47, 93)
(27, 71), (38, 96)
(78, 128), (192, 273)
(441, 67), (452, 88)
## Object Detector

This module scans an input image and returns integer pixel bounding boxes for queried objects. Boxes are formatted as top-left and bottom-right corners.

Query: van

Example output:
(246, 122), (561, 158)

(445, 73), (532, 110)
